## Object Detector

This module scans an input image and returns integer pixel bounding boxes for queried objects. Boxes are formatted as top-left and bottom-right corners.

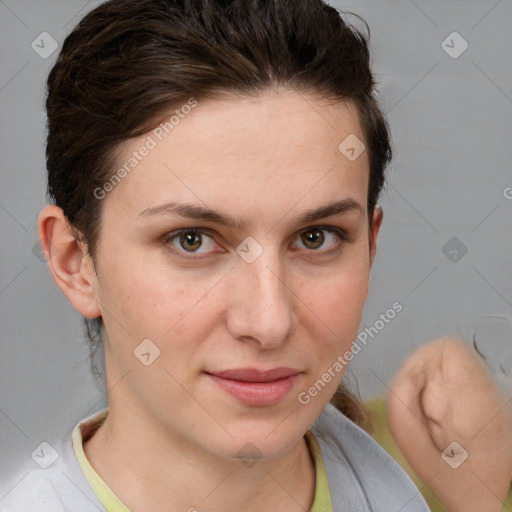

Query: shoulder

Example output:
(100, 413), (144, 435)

(312, 403), (430, 512)
(0, 436), (104, 512)
(0, 467), (63, 512)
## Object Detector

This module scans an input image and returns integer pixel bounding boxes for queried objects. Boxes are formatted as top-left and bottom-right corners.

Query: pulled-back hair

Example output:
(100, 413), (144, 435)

(45, 0), (392, 429)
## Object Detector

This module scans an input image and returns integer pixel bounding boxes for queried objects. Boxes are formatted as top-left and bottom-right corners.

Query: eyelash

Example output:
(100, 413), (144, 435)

(161, 226), (349, 260)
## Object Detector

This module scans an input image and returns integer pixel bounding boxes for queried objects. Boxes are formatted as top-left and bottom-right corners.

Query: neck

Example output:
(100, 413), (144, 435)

(83, 401), (316, 512)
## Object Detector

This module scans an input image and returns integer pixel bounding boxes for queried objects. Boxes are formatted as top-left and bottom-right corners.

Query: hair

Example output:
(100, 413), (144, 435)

(45, 0), (392, 430)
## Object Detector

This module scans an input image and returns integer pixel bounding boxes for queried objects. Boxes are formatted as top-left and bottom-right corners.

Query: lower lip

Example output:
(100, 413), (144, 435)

(206, 373), (300, 406)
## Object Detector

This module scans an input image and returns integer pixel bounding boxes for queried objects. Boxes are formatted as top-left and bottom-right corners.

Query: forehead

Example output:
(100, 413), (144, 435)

(103, 89), (370, 226)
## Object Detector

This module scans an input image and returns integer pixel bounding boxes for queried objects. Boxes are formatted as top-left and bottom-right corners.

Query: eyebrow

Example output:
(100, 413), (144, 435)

(138, 198), (364, 230)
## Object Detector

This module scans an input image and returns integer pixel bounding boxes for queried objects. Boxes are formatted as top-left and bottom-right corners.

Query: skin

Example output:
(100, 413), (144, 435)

(39, 89), (383, 512)
(388, 337), (512, 512)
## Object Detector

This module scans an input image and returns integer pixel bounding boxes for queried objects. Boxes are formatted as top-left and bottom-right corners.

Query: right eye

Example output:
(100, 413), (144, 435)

(162, 228), (222, 258)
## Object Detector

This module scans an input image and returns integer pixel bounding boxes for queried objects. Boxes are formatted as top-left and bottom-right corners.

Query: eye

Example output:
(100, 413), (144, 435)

(294, 226), (346, 253)
(163, 228), (218, 256)
(162, 225), (347, 260)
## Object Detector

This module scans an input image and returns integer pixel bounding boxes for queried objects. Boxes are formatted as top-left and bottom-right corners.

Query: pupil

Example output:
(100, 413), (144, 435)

(304, 229), (324, 249)
(181, 232), (201, 251)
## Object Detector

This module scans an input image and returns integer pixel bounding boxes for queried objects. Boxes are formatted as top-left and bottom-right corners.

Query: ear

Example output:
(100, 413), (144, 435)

(369, 206), (383, 268)
(38, 204), (101, 319)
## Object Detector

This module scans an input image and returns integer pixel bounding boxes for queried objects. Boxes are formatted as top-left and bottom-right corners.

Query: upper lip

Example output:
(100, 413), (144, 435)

(207, 367), (301, 382)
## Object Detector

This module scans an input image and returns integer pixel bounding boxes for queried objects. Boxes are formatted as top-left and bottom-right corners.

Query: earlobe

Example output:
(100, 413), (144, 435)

(369, 206), (383, 268)
(38, 204), (101, 319)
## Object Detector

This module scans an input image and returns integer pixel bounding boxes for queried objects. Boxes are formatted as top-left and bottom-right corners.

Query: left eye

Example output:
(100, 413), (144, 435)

(294, 227), (343, 251)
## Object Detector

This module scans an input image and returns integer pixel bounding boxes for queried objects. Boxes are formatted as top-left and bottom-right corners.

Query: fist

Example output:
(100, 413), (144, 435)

(387, 337), (512, 512)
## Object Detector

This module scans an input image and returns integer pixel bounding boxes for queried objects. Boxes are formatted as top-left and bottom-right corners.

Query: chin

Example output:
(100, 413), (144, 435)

(221, 421), (308, 462)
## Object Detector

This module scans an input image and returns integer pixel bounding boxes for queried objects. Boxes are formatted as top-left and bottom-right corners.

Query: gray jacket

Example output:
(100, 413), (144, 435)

(312, 403), (430, 511)
(0, 403), (430, 511)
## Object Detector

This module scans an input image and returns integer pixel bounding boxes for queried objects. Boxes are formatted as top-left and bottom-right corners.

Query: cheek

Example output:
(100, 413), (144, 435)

(300, 264), (369, 364)
(94, 258), (173, 347)
(99, 259), (223, 365)
(302, 263), (369, 325)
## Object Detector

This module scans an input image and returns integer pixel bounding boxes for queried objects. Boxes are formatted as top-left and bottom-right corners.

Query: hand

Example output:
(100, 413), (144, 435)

(387, 337), (512, 512)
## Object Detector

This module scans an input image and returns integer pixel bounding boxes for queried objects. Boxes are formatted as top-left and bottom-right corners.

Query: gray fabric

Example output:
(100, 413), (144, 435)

(313, 404), (430, 512)
(0, 404), (430, 511)
(0, 423), (105, 512)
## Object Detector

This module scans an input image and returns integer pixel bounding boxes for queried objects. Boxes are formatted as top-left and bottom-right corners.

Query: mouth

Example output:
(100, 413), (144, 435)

(205, 367), (302, 406)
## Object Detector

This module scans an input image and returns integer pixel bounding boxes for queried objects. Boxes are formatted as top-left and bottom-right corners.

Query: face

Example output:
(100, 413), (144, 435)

(85, 89), (381, 460)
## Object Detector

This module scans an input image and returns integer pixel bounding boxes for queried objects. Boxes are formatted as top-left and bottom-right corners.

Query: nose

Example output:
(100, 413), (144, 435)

(226, 248), (297, 349)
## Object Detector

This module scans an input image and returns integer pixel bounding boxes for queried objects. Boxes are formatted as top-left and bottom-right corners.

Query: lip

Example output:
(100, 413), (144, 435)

(205, 367), (301, 406)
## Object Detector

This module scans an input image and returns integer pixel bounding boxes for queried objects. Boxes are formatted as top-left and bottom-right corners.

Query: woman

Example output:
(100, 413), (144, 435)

(1, 0), (430, 510)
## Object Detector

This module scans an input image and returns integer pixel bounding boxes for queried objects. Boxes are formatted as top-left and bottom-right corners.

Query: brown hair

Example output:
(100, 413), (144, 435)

(45, 0), (391, 429)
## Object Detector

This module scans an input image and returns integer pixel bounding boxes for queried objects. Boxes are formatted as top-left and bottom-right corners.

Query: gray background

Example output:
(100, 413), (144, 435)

(1, 0), (512, 494)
